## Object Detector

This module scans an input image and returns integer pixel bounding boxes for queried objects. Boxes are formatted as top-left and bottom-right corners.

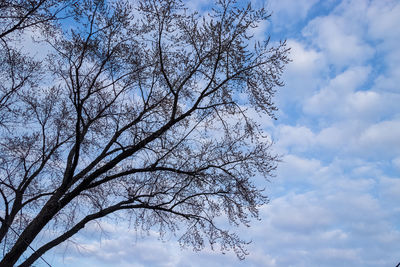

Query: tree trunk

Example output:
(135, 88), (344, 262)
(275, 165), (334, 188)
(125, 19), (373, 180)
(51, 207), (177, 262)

(0, 197), (61, 266)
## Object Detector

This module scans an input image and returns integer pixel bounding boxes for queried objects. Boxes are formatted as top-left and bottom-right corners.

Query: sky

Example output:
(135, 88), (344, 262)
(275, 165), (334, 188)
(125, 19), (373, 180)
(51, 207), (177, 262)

(42, 0), (400, 266)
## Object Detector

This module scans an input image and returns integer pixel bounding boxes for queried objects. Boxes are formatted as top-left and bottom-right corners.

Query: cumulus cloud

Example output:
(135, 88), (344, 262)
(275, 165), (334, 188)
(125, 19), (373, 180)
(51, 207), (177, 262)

(303, 66), (371, 116)
(267, 193), (333, 232)
(264, 0), (400, 265)
(367, 0), (400, 45)
(276, 40), (327, 109)
(367, 0), (400, 93)
(304, 77), (400, 124)
(356, 120), (400, 158)
(257, 173), (400, 267)
(379, 176), (400, 204)
(302, 15), (374, 69)
(267, 0), (320, 28)
(276, 125), (315, 152)
(392, 157), (400, 170)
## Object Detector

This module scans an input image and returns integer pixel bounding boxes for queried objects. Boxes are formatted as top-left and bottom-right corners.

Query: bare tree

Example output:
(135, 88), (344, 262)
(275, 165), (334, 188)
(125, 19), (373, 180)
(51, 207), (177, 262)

(0, 0), (71, 126)
(0, 0), (71, 39)
(0, 0), (289, 266)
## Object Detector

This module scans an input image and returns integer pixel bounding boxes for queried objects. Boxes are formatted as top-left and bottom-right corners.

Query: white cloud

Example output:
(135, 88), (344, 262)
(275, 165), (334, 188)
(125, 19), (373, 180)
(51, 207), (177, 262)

(373, 68), (400, 93)
(258, 175), (400, 266)
(247, 20), (269, 44)
(277, 40), (327, 107)
(10, 29), (53, 61)
(367, 0), (400, 93)
(392, 157), (400, 170)
(316, 248), (360, 261)
(286, 40), (324, 74)
(303, 66), (371, 116)
(356, 120), (400, 157)
(267, 193), (333, 232)
(303, 66), (400, 124)
(315, 125), (349, 149)
(302, 15), (374, 68)
(379, 176), (400, 203)
(267, 0), (319, 27)
(55, 226), (182, 267)
(276, 125), (315, 152)
(367, 0), (400, 44)
(276, 119), (400, 160)
(276, 155), (324, 190)
(264, 0), (400, 266)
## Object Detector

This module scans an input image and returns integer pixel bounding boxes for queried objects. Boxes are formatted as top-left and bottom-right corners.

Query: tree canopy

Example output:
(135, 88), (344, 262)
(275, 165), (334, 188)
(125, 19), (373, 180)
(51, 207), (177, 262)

(0, 0), (289, 265)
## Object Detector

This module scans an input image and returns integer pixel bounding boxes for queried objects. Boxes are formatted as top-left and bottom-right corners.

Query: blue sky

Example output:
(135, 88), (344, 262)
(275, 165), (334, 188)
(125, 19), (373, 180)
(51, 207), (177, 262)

(43, 0), (400, 266)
